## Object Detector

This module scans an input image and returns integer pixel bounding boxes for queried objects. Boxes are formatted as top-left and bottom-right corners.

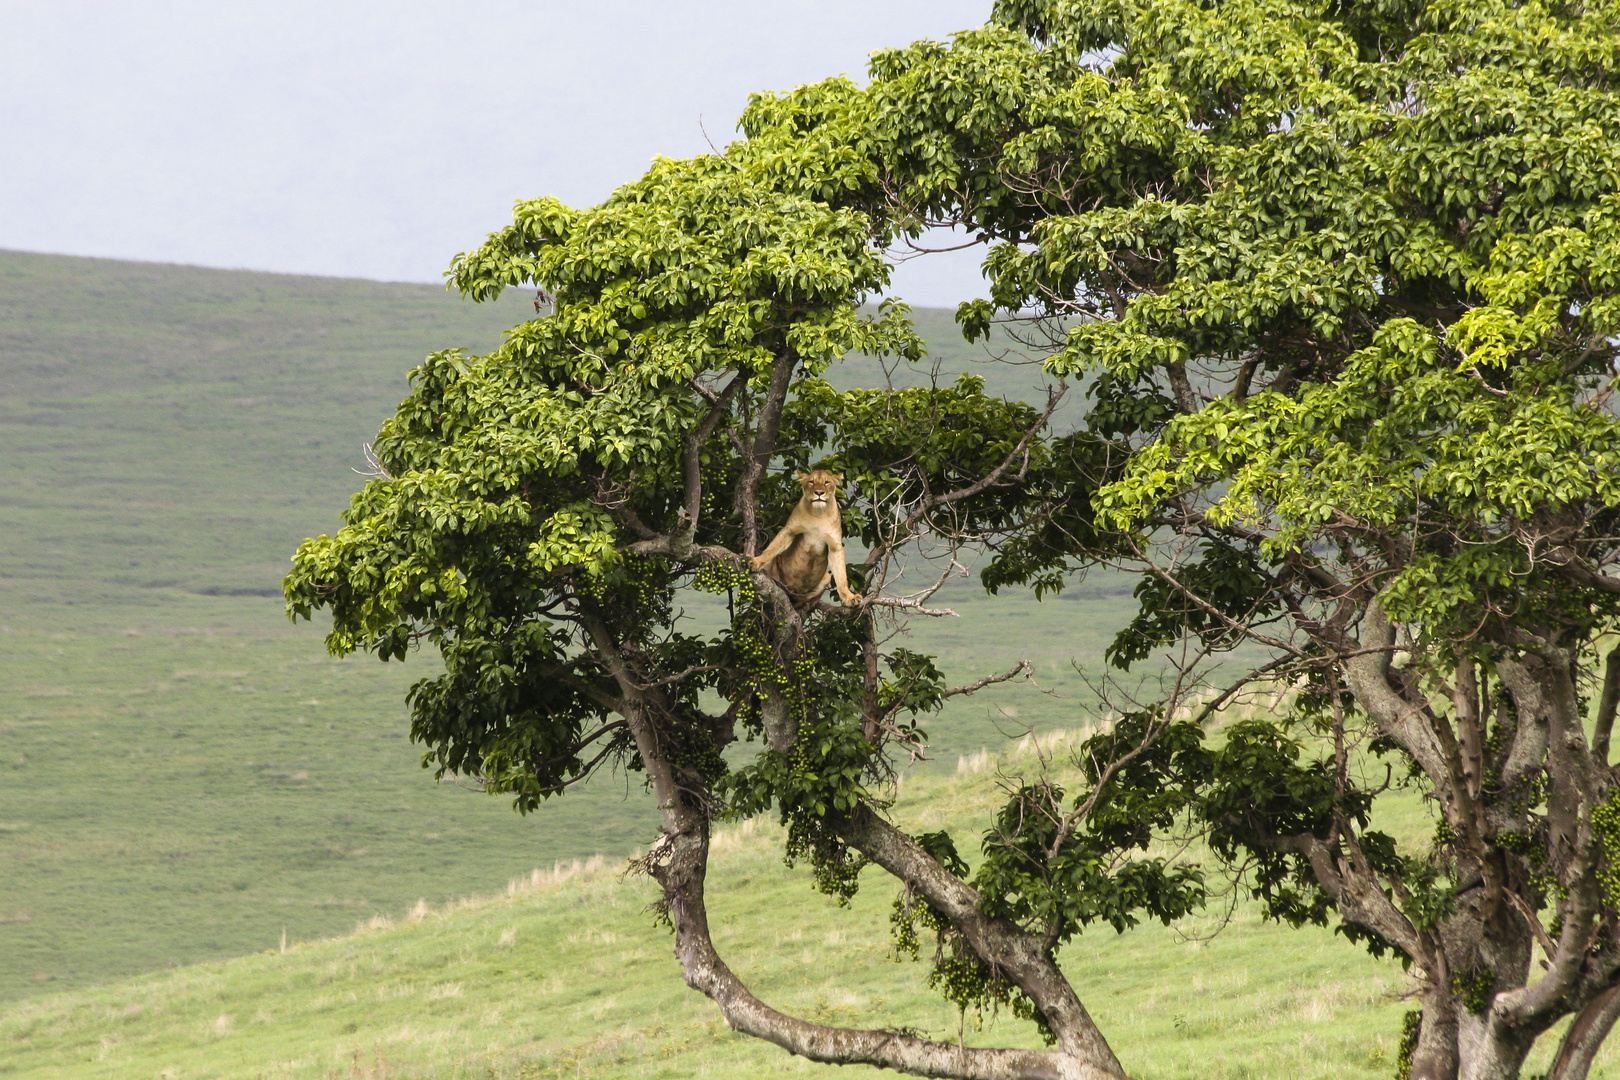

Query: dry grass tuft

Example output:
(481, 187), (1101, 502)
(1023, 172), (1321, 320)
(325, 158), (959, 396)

(354, 914), (394, 935)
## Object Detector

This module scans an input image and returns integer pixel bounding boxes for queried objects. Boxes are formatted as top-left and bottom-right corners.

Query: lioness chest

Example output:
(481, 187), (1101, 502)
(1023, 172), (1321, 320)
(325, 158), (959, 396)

(786, 531), (828, 557)
(773, 528), (834, 597)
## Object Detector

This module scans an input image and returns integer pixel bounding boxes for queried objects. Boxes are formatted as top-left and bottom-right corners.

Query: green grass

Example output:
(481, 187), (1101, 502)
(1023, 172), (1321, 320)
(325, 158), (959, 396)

(0, 739), (1415, 1080)
(0, 583), (1137, 1005)
(0, 600), (666, 1003)
(5, 734), (1610, 1080)
(0, 249), (529, 610)
(0, 249), (1120, 1006)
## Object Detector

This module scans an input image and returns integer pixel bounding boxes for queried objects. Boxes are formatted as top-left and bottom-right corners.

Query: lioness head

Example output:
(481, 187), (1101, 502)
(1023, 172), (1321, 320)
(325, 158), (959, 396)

(795, 469), (844, 509)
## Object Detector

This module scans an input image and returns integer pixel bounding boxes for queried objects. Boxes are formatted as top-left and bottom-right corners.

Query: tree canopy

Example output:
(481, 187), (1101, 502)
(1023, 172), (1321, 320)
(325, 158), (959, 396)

(288, 1), (1620, 1077)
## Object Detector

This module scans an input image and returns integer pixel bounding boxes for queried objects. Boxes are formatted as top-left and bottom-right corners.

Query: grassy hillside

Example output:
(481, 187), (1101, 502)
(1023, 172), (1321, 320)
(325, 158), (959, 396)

(0, 586), (1134, 1004)
(0, 249), (1057, 613)
(0, 734), (1487, 1080)
(0, 250), (1123, 1004)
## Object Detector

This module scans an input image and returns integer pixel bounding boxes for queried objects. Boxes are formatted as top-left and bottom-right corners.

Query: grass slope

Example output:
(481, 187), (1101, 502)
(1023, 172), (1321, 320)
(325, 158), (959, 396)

(7, 734), (1606, 1080)
(0, 250), (529, 609)
(0, 736), (1427, 1080)
(0, 248), (1049, 612)
(0, 250), (1119, 1004)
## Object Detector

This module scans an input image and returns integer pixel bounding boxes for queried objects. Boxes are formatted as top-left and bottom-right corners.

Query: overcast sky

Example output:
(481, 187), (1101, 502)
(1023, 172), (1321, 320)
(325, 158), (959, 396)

(1, 1), (991, 307)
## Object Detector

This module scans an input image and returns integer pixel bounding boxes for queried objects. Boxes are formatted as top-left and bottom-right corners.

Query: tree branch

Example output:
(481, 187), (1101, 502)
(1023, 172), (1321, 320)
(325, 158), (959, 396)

(1593, 644), (1620, 766)
(736, 352), (798, 557)
(1548, 982), (1620, 1080)
(1252, 829), (1427, 962)
(683, 373), (744, 527)
(650, 816), (1123, 1080)
(901, 383), (1066, 533)
(1339, 598), (1453, 805)
(943, 659), (1032, 700)
(838, 804), (1127, 1073)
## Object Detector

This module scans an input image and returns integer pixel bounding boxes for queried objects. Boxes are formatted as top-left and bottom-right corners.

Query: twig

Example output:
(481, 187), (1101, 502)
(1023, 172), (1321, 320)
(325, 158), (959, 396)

(943, 659), (1032, 700)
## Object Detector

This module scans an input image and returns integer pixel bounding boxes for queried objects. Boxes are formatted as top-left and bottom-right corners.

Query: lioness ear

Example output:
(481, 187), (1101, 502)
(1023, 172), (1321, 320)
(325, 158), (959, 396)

(795, 471), (809, 483)
(832, 473), (844, 483)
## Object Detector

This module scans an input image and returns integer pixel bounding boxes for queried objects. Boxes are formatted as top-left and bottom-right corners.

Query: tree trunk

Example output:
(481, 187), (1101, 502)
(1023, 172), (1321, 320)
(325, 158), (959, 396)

(1408, 999), (1459, 1080)
(1456, 1008), (1537, 1080)
(653, 807), (1125, 1080)
(586, 611), (1130, 1080)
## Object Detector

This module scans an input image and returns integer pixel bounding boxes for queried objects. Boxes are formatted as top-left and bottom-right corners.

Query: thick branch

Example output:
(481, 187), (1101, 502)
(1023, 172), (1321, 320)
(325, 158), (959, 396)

(1258, 830), (1427, 962)
(1493, 657), (1554, 804)
(1453, 654), (1485, 811)
(682, 373), (743, 526)
(1499, 650), (1606, 1026)
(1548, 552), (1620, 595)
(1593, 644), (1620, 766)
(737, 353), (798, 557)
(655, 822), (1121, 1080)
(1548, 983), (1620, 1080)
(1339, 599), (1453, 804)
(1164, 361), (1198, 413)
(839, 804), (1126, 1074)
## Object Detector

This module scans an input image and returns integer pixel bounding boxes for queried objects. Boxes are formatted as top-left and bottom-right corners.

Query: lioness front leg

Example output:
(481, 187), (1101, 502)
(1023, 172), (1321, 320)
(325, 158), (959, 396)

(827, 544), (858, 606)
(751, 526), (798, 570)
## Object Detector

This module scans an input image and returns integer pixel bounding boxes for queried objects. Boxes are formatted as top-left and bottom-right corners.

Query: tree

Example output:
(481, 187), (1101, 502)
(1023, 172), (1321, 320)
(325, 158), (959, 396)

(283, 108), (1142, 1077)
(834, 0), (1620, 1077)
(286, 1), (1620, 1078)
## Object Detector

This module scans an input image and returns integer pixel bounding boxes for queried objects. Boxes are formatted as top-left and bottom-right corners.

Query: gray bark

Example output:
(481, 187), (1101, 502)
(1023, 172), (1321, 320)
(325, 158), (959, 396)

(1408, 999), (1459, 1080)
(658, 820), (1124, 1080)
(839, 804), (1127, 1074)
(1455, 1008), (1537, 1080)
(1548, 984), (1620, 1080)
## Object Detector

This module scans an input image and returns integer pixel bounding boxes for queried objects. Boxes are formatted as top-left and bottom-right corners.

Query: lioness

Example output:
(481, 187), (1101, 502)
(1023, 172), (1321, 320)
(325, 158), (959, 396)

(751, 470), (858, 607)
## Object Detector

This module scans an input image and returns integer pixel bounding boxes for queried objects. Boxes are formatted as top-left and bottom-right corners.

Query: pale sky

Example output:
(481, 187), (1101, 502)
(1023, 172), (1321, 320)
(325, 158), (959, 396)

(0, 1), (992, 307)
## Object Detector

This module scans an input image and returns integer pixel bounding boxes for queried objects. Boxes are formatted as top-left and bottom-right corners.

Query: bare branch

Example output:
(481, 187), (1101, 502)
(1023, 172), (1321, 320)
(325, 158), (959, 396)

(903, 382), (1066, 530)
(944, 659), (1033, 700)
(736, 353), (799, 557)
(1504, 888), (1559, 961)
(627, 664), (722, 690)
(352, 442), (392, 480)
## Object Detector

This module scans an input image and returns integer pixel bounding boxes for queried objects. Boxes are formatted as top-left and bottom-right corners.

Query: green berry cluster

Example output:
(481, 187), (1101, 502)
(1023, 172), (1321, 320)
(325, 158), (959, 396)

(1592, 789), (1620, 909)
(707, 564), (815, 735)
(783, 824), (865, 904)
(890, 889), (1053, 1045)
(693, 559), (754, 598)
(1450, 966), (1495, 1015)
(577, 554), (669, 624)
(1395, 1010), (1422, 1080)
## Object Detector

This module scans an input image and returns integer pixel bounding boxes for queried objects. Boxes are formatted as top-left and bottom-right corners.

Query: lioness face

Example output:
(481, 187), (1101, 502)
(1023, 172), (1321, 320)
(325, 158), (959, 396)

(796, 469), (844, 509)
